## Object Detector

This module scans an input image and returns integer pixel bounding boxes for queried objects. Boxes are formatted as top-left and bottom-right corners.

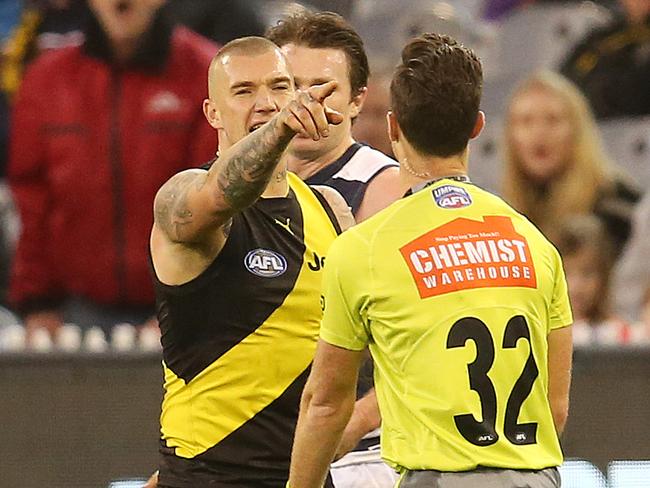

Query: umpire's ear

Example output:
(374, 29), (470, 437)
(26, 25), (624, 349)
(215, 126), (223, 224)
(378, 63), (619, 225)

(470, 111), (485, 140)
(387, 110), (406, 162)
(387, 110), (399, 143)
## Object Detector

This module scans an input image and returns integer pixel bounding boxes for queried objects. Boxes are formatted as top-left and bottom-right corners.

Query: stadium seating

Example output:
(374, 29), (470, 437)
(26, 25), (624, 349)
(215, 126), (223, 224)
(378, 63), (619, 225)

(599, 116), (650, 189)
(495, 2), (611, 80)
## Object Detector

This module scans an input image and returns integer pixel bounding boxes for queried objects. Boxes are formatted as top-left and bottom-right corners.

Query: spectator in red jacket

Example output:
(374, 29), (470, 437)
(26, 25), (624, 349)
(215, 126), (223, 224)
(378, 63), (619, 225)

(8, 0), (217, 342)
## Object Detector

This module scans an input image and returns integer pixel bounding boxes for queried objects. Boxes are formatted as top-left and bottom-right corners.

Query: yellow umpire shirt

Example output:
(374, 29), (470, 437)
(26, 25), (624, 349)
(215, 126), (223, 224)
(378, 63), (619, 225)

(319, 178), (573, 473)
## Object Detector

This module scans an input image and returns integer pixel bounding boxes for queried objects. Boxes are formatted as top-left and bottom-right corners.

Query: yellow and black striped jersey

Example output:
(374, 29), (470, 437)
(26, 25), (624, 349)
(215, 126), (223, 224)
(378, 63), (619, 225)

(151, 172), (339, 487)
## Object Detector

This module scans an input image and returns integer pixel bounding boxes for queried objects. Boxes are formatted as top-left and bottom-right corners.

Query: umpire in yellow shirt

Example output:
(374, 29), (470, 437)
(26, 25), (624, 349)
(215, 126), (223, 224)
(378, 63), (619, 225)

(288, 33), (573, 488)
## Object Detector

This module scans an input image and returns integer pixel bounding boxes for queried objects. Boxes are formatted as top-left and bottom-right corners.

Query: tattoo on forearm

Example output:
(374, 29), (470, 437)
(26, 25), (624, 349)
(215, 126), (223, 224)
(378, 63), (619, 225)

(155, 172), (203, 242)
(216, 118), (293, 210)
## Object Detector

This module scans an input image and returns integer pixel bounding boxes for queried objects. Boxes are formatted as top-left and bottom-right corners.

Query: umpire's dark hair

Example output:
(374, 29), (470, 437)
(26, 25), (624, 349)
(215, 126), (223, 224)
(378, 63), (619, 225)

(391, 33), (483, 157)
(266, 10), (369, 97)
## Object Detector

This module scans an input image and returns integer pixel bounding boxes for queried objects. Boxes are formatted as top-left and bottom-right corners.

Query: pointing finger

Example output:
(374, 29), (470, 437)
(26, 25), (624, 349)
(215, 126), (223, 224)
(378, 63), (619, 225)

(308, 81), (338, 103)
(325, 107), (344, 125)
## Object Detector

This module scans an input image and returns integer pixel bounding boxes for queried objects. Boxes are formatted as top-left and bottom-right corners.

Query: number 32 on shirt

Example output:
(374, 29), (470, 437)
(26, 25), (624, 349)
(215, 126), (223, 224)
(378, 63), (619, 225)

(447, 315), (539, 447)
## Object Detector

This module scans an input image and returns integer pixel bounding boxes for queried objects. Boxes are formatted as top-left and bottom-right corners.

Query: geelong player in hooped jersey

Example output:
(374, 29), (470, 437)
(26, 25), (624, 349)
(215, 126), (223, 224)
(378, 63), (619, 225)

(288, 34), (573, 488)
(267, 12), (402, 225)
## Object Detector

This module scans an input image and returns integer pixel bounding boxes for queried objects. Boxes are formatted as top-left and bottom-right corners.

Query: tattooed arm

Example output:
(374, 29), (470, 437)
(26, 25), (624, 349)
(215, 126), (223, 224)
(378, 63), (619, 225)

(153, 81), (342, 246)
(152, 115), (292, 245)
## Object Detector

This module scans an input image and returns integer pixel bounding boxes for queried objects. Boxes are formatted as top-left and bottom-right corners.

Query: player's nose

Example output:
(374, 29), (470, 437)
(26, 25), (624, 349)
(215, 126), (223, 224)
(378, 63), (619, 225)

(254, 86), (278, 113)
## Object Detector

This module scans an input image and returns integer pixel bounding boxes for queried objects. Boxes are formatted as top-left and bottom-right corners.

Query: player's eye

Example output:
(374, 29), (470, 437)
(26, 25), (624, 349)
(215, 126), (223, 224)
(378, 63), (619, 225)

(234, 89), (251, 96)
(273, 84), (290, 91)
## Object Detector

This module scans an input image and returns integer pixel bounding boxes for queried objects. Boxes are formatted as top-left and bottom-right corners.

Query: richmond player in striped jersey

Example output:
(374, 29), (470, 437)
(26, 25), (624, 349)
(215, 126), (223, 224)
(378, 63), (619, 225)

(149, 37), (352, 488)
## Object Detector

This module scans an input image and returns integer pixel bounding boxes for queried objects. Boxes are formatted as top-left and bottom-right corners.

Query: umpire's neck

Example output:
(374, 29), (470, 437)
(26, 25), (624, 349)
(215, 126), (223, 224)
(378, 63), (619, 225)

(388, 111), (484, 190)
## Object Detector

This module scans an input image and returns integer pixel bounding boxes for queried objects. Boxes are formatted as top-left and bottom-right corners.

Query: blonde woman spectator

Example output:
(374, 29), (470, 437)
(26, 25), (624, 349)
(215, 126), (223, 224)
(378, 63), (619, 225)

(556, 216), (630, 346)
(502, 70), (640, 251)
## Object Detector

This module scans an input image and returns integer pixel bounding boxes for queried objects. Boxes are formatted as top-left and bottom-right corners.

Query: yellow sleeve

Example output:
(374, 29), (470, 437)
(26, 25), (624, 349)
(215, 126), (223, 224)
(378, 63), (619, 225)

(319, 231), (370, 351)
(549, 246), (573, 330)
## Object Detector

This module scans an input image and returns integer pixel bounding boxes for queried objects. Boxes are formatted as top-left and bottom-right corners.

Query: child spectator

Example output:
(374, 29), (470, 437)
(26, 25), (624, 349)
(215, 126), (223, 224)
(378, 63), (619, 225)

(556, 215), (630, 346)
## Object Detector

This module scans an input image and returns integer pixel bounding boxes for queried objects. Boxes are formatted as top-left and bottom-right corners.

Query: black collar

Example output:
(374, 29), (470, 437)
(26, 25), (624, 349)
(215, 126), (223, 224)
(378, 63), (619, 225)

(404, 175), (471, 197)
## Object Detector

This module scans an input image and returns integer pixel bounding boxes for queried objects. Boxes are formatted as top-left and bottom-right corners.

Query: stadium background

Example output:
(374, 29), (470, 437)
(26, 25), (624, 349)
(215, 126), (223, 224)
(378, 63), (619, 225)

(1, 0), (649, 487)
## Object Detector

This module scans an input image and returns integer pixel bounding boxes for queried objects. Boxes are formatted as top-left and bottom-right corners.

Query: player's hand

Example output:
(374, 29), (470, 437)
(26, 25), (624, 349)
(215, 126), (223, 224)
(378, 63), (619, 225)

(143, 470), (158, 488)
(280, 81), (343, 141)
(334, 421), (365, 461)
(334, 389), (381, 460)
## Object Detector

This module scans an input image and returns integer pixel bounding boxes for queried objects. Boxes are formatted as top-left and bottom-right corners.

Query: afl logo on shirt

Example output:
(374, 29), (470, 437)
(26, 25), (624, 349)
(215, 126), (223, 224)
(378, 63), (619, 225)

(433, 185), (472, 209)
(245, 249), (288, 278)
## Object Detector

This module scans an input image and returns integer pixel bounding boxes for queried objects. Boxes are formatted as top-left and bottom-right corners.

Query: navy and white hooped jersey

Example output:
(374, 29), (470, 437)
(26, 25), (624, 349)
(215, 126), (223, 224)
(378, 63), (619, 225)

(306, 143), (398, 216)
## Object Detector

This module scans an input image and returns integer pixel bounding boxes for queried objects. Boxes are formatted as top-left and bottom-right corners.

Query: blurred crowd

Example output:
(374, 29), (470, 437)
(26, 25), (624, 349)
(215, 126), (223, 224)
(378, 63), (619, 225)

(0, 0), (649, 352)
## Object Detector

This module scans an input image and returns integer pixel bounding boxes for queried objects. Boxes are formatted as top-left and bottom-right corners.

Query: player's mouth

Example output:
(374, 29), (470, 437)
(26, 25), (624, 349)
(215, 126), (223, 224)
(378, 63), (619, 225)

(248, 122), (266, 133)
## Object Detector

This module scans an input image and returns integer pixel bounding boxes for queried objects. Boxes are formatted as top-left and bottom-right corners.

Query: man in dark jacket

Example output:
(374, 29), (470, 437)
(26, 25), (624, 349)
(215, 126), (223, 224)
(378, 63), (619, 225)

(561, 0), (650, 118)
(167, 0), (266, 45)
(8, 0), (217, 341)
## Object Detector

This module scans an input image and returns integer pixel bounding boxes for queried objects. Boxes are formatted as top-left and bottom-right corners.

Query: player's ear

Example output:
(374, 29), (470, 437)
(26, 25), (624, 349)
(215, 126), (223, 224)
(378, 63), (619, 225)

(203, 99), (223, 130)
(349, 86), (367, 120)
(470, 111), (485, 140)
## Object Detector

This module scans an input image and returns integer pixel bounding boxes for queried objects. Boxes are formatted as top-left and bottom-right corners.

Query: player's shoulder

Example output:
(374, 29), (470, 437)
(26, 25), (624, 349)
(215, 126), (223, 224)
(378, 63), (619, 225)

(310, 184), (356, 232)
(156, 168), (206, 199)
(353, 144), (398, 166)
(351, 145), (399, 172)
(335, 144), (398, 182)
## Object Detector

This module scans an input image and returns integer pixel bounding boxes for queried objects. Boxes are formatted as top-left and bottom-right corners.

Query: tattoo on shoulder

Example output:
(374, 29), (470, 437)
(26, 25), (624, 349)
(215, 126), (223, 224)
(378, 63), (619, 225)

(216, 118), (293, 210)
(155, 172), (204, 242)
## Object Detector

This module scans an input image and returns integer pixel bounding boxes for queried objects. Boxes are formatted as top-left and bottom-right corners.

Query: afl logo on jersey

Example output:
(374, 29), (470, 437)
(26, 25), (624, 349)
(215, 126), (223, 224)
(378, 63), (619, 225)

(244, 249), (288, 277)
(433, 185), (472, 209)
